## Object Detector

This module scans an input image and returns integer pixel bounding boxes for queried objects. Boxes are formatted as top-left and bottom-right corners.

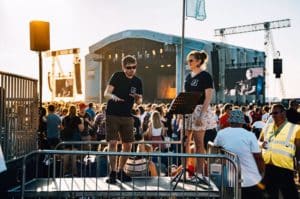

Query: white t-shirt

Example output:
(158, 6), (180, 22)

(214, 127), (262, 187)
(262, 113), (270, 123)
(252, 121), (266, 129)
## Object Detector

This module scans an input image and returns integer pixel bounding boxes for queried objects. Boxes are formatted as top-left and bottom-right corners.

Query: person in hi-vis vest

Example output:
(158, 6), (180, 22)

(259, 104), (300, 199)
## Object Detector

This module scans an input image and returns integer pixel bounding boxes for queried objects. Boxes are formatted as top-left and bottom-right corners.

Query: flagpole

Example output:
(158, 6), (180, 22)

(181, 0), (186, 92)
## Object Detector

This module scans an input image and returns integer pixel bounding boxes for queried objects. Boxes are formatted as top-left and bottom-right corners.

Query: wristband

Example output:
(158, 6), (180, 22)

(110, 94), (117, 101)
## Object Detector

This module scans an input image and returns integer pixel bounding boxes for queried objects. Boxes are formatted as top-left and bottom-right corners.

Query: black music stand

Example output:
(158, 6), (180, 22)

(169, 92), (209, 190)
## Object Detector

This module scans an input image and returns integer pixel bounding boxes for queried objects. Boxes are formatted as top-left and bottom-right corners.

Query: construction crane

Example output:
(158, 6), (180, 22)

(214, 19), (291, 102)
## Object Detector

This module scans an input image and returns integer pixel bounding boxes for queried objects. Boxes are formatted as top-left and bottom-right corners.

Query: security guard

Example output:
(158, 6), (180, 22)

(259, 104), (300, 199)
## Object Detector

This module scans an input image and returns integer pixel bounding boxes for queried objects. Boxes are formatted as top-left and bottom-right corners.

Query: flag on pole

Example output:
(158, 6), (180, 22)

(186, 0), (206, 21)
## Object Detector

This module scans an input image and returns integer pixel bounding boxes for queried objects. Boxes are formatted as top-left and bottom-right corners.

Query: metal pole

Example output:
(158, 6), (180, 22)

(38, 51), (42, 107)
(181, 0), (186, 92)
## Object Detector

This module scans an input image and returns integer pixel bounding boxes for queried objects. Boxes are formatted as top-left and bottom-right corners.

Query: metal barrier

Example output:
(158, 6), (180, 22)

(0, 71), (38, 161)
(207, 141), (242, 199)
(8, 140), (241, 198)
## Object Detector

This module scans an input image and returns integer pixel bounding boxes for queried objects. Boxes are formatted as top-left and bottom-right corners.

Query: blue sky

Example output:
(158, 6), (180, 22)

(0, 0), (299, 100)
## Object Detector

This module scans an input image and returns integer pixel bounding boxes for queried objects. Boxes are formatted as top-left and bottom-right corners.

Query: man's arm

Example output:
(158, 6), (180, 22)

(296, 139), (300, 162)
(244, 85), (256, 95)
(104, 85), (124, 102)
(294, 129), (300, 161)
(253, 152), (265, 175)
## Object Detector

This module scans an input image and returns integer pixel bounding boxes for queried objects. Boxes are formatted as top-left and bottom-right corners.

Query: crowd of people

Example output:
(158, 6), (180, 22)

(37, 52), (300, 199)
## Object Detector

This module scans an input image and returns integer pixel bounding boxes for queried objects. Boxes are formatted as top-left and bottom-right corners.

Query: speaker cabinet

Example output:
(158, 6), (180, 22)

(211, 50), (220, 91)
(74, 63), (82, 94)
(30, 21), (50, 51)
(273, 58), (282, 78)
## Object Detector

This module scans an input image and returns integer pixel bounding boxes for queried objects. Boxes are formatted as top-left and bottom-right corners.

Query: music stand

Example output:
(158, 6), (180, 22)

(168, 92), (209, 190)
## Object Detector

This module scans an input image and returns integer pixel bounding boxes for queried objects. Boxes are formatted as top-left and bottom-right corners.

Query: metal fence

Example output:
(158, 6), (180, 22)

(207, 141), (242, 199)
(8, 140), (241, 199)
(0, 71), (38, 161)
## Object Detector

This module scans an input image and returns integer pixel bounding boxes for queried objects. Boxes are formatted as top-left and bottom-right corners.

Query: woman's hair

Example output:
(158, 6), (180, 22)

(68, 105), (77, 116)
(150, 111), (162, 129)
(39, 107), (46, 116)
(187, 50), (208, 68)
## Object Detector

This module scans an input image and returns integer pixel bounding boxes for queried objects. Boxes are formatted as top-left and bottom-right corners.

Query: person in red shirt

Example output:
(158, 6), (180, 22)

(219, 103), (232, 129)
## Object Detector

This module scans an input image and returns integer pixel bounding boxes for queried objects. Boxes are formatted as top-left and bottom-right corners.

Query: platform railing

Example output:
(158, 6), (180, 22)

(12, 140), (241, 199)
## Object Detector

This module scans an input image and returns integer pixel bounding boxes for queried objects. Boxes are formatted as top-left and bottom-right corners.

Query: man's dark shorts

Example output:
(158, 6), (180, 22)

(106, 115), (134, 143)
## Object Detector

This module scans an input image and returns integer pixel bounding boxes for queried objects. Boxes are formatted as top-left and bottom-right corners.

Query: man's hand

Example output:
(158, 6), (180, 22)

(129, 93), (142, 104)
(129, 93), (141, 99)
(261, 141), (269, 149)
(111, 94), (124, 102)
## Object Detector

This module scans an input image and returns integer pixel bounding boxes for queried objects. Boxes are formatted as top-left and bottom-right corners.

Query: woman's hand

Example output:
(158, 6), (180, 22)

(195, 118), (203, 126)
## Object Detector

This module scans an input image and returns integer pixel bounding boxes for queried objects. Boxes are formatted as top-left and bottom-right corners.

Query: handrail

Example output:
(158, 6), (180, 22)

(21, 149), (240, 199)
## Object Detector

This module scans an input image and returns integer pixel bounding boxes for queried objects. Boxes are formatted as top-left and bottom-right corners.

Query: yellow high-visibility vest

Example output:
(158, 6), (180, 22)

(262, 121), (300, 170)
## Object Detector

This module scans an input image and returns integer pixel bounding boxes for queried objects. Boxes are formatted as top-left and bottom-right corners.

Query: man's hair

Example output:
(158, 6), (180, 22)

(289, 100), (299, 107)
(263, 105), (270, 112)
(88, 103), (93, 108)
(48, 104), (55, 112)
(224, 103), (232, 111)
(272, 104), (286, 112)
(247, 68), (253, 74)
(240, 106), (247, 112)
(138, 105), (145, 114)
(122, 55), (136, 66)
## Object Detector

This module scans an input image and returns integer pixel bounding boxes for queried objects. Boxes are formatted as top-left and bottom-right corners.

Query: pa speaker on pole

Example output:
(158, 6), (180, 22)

(211, 50), (220, 91)
(74, 63), (82, 94)
(30, 21), (50, 51)
(273, 58), (282, 78)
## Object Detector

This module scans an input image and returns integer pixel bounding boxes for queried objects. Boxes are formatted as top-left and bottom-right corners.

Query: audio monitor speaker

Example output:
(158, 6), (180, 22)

(74, 63), (82, 94)
(211, 50), (220, 91)
(273, 58), (282, 78)
(30, 21), (50, 51)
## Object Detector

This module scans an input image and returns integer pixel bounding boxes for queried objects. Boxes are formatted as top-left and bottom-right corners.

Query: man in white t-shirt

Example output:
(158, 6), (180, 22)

(214, 109), (265, 199)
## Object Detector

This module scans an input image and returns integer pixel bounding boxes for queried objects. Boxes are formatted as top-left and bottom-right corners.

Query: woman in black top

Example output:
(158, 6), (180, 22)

(184, 50), (217, 175)
(61, 105), (84, 176)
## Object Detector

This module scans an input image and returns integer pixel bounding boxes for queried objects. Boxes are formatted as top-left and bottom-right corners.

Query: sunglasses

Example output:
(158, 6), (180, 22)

(270, 111), (282, 115)
(125, 65), (136, 70)
(188, 59), (195, 63)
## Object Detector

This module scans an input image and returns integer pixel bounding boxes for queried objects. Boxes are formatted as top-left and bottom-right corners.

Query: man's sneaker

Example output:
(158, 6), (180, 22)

(106, 171), (117, 184)
(117, 170), (132, 182)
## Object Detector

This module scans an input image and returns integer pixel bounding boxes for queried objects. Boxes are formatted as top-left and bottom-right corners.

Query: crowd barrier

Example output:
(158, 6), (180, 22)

(8, 140), (241, 198)
(0, 71), (38, 161)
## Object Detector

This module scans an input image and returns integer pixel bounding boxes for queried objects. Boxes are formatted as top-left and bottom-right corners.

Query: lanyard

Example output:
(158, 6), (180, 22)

(268, 120), (288, 143)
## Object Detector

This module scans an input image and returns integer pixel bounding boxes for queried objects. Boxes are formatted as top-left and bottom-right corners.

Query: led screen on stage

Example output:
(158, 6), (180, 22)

(55, 78), (73, 97)
(224, 67), (264, 96)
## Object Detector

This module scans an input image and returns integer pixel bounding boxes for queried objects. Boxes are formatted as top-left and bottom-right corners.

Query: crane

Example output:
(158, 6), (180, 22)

(214, 19), (291, 102)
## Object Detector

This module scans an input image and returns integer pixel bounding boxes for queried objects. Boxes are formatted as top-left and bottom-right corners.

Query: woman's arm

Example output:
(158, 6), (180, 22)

(201, 88), (213, 115)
